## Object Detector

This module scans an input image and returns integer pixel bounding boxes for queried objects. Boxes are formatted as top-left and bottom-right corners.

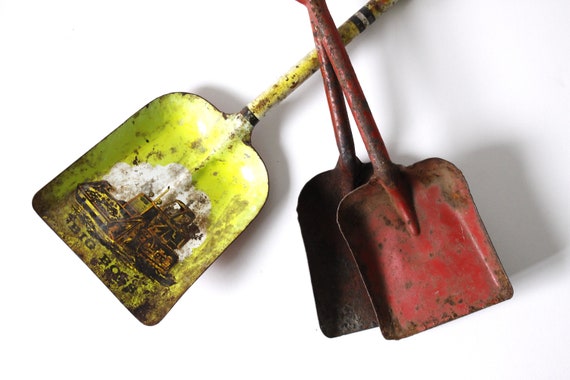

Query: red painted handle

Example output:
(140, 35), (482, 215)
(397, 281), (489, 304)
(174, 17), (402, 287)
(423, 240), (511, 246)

(300, 0), (392, 179)
(313, 24), (360, 181)
(299, 0), (420, 235)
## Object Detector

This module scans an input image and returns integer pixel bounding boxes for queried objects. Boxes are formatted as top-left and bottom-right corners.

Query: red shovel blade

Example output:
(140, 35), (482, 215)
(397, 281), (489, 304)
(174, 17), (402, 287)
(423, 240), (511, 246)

(338, 158), (514, 340)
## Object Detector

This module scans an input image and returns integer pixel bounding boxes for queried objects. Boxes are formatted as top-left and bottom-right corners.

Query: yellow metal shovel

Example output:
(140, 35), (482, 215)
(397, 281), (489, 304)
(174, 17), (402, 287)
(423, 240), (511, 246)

(33, 0), (399, 325)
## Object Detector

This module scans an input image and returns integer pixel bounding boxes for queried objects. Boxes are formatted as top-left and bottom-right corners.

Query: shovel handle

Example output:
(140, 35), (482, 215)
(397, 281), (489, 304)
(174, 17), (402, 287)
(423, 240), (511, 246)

(301, 0), (420, 235)
(300, 0), (392, 177)
(313, 27), (360, 181)
(243, 0), (399, 124)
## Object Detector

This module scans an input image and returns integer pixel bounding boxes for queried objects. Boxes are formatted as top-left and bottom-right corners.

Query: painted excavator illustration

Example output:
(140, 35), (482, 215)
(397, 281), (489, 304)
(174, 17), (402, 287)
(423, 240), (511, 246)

(75, 181), (201, 286)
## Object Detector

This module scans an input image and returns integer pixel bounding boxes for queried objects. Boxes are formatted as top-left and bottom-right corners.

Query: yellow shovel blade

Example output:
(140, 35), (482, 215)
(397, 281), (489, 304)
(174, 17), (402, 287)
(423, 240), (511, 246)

(33, 93), (268, 325)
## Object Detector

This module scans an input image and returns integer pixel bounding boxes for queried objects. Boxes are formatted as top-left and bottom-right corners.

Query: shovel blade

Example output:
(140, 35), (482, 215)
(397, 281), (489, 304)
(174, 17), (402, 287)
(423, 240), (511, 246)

(338, 158), (513, 339)
(297, 164), (377, 337)
(33, 93), (268, 325)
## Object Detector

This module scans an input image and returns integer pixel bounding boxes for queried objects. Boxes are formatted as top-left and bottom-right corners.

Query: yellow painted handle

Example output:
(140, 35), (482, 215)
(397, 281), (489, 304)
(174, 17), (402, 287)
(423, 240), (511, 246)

(244, 0), (399, 124)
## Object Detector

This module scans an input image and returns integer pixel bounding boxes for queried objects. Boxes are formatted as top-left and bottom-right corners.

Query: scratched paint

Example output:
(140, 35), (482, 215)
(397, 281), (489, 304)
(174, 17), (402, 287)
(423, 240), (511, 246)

(338, 158), (513, 340)
(33, 93), (268, 325)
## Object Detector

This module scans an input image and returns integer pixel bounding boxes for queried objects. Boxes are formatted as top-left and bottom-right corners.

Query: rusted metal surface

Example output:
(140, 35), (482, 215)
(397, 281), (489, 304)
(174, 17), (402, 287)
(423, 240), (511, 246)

(301, 0), (513, 339)
(298, 166), (377, 337)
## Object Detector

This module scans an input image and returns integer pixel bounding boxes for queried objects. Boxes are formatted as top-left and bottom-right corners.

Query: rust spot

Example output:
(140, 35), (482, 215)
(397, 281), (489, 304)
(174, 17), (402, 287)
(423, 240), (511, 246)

(442, 188), (469, 209)
(146, 149), (164, 161)
(133, 301), (154, 323)
(443, 296), (456, 306)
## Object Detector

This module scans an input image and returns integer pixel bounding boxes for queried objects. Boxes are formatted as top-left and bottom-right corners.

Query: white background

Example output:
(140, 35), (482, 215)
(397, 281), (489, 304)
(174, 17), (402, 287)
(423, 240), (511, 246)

(1, 0), (569, 378)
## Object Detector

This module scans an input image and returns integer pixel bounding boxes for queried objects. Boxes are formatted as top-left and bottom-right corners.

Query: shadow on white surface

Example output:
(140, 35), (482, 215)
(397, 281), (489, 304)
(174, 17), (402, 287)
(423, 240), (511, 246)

(456, 144), (564, 277)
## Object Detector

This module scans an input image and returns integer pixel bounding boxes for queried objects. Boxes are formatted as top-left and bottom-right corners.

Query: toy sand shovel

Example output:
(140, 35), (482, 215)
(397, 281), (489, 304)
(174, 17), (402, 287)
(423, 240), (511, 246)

(297, 31), (376, 337)
(300, 0), (513, 340)
(32, 0), (399, 325)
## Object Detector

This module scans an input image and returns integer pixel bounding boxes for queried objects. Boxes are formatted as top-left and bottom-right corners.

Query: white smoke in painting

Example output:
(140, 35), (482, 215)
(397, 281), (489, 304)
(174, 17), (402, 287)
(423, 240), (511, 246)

(102, 162), (210, 259)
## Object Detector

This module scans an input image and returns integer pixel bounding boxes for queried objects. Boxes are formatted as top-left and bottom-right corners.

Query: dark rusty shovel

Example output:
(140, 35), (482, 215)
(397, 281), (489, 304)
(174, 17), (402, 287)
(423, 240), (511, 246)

(297, 33), (376, 337)
(300, 0), (513, 340)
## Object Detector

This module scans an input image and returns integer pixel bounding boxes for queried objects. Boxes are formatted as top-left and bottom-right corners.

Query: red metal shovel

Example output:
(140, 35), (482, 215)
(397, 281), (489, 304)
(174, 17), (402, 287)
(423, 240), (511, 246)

(299, 0), (513, 340)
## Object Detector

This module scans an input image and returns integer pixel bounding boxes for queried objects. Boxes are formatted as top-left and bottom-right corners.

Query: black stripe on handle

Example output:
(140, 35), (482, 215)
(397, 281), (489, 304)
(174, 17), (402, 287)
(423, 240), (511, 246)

(349, 6), (376, 32)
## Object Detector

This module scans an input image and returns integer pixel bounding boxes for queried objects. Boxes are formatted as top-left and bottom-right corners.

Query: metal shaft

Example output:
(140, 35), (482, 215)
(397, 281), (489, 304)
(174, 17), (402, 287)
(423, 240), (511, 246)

(242, 0), (400, 125)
